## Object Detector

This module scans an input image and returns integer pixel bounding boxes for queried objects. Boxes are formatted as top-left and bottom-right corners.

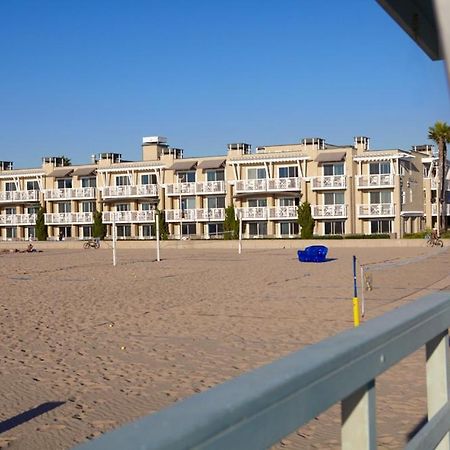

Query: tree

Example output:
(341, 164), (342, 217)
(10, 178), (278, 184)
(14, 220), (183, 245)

(92, 210), (106, 239)
(61, 155), (72, 166)
(35, 206), (48, 241)
(297, 201), (315, 238)
(224, 205), (239, 240)
(156, 210), (169, 240)
(428, 121), (450, 232)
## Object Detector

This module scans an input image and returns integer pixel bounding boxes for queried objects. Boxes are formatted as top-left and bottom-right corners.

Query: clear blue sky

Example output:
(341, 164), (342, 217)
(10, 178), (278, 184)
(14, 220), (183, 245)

(0, 0), (449, 168)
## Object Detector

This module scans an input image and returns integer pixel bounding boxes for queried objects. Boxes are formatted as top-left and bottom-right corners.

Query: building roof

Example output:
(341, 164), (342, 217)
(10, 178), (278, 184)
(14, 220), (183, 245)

(71, 167), (97, 177)
(315, 151), (346, 163)
(47, 167), (73, 177)
(197, 159), (226, 170)
(169, 160), (198, 171)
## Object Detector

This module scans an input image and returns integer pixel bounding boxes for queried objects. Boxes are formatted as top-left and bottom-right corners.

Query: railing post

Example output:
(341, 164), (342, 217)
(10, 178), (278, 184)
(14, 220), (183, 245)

(341, 380), (376, 450)
(426, 330), (450, 450)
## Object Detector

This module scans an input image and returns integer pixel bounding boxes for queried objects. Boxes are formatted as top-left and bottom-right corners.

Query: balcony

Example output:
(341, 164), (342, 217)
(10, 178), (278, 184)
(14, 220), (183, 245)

(43, 187), (96, 201)
(357, 204), (395, 217)
(356, 174), (394, 189)
(165, 208), (225, 222)
(268, 206), (298, 219)
(236, 207), (269, 220)
(312, 205), (347, 219)
(102, 211), (156, 223)
(429, 179), (449, 190)
(234, 177), (301, 194)
(0, 213), (36, 225)
(0, 190), (39, 204)
(44, 212), (93, 224)
(165, 181), (226, 196)
(311, 175), (346, 190)
(431, 204), (450, 216)
(100, 185), (158, 199)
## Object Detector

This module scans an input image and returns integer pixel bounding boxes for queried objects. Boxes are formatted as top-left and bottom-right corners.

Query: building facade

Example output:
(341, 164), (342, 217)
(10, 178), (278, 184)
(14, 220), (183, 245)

(0, 135), (448, 240)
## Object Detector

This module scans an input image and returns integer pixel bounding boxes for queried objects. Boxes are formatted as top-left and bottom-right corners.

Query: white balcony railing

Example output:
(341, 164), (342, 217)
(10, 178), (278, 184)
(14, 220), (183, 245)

(0, 190), (39, 203)
(0, 213), (36, 226)
(356, 174), (394, 188)
(311, 175), (346, 190)
(312, 205), (347, 219)
(165, 183), (196, 196)
(44, 212), (94, 224)
(429, 178), (449, 190)
(43, 187), (96, 200)
(236, 207), (269, 220)
(234, 178), (301, 194)
(165, 208), (225, 222)
(268, 206), (298, 219)
(431, 203), (450, 216)
(102, 211), (156, 223)
(357, 204), (395, 217)
(100, 185), (158, 199)
(195, 181), (226, 195)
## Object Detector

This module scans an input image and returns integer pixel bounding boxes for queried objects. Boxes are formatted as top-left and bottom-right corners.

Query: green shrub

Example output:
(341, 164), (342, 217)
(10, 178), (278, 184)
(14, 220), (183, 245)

(403, 232), (428, 239)
(35, 207), (48, 241)
(344, 234), (391, 239)
(312, 235), (344, 240)
(297, 202), (315, 239)
(224, 206), (239, 240)
(92, 210), (107, 239)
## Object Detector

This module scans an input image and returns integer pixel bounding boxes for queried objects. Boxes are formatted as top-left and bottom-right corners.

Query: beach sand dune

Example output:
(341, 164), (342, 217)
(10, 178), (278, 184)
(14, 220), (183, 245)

(0, 246), (449, 449)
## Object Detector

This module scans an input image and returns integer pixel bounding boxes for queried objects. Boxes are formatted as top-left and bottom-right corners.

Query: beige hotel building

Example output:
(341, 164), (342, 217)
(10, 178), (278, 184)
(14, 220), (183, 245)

(0, 135), (448, 241)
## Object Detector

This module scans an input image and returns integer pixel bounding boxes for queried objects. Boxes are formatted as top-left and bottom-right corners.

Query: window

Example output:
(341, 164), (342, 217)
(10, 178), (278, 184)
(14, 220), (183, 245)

(26, 180), (40, 190)
(115, 175), (130, 186)
(370, 191), (391, 204)
(248, 222), (267, 237)
(116, 203), (130, 212)
(248, 198), (267, 207)
(26, 227), (36, 240)
(279, 197), (296, 206)
(323, 163), (344, 176)
(324, 192), (345, 205)
(59, 226), (71, 238)
(82, 226), (93, 238)
(140, 202), (153, 211)
(5, 207), (16, 215)
(208, 223), (223, 238)
(6, 227), (17, 239)
(178, 171), (195, 183)
(181, 197), (196, 210)
(141, 174), (157, 185)
(401, 191), (406, 205)
(370, 220), (392, 234)
(206, 170), (224, 182)
(81, 201), (95, 213)
(280, 222), (299, 236)
(247, 167), (266, 179)
(324, 221), (345, 235)
(181, 223), (196, 236)
(207, 196), (225, 209)
(5, 182), (16, 192)
(58, 202), (71, 213)
(117, 225), (131, 238)
(369, 162), (390, 175)
(26, 205), (40, 214)
(57, 178), (72, 189)
(278, 166), (298, 178)
(81, 177), (96, 188)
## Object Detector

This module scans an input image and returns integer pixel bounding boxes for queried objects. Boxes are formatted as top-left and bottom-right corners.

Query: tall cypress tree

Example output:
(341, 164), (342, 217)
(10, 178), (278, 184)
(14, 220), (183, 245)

(224, 205), (239, 240)
(92, 210), (106, 239)
(35, 206), (48, 241)
(297, 201), (315, 238)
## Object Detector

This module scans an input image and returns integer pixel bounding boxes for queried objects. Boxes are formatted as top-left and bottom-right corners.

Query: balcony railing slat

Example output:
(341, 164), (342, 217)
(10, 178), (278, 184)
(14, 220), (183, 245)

(74, 291), (450, 450)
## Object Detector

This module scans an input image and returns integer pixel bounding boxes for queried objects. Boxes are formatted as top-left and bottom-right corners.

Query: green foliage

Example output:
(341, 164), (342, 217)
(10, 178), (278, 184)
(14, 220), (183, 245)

(61, 155), (72, 166)
(92, 210), (106, 239)
(297, 202), (315, 239)
(157, 210), (169, 240)
(344, 233), (391, 239)
(35, 206), (48, 241)
(312, 234), (344, 240)
(224, 205), (239, 240)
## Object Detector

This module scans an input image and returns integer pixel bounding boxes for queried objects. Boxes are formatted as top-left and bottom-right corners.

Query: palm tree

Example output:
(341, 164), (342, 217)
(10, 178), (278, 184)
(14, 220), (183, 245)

(428, 121), (450, 232)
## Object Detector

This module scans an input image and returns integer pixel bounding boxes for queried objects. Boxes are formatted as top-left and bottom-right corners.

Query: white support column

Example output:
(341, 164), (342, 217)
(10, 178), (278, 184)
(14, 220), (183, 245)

(433, 0), (450, 84)
(426, 330), (450, 450)
(341, 380), (376, 450)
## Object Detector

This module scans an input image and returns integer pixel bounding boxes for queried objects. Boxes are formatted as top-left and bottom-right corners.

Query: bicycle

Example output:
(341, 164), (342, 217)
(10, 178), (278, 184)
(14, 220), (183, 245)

(426, 235), (444, 247)
(83, 239), (100, 249)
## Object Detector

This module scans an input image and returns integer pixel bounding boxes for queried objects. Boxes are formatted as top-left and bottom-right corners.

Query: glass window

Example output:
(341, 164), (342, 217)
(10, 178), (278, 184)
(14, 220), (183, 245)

(178, 171), (195, 183)
(116, 203), (130, 212)
(206, 170), (224, 181)
(207, 196), (225, 208)
(117, 225), (131, 238)
(324, 192), (344, 205)
(370, 191), (391, 204)
(141, 174), (157, 185)
(323, 163), (344, 176)
(57, 178), (72, 189)
(370, 162), (391, 174)
(82, 226), (93, 238)
(115, 175), (130, 186)
(142, 224), (154, 238)
(279, 197), (295, 206)
(248, 222), (267, 237)
(59, 226), (71, 238)
(81, 201), (95, 213)
(5, 182), (16, 192)
(58, 202), (71, 213)
(278, 166), (298, 178)
(247, 168), (266, 179)
(6, 227), (17, 239)
(370, 220), (392, 234)
(5, 207), (16, 215)
(181, 223), (196, 236)
(26, 205), (40, 214)
(208, 223), (223, 237)
(248, 198), (267, 207)
(280, 222), (299, 236)
(81, 177), (96, 188)
(181, 197), (196, 210)
(26, 180), (40, 190)
(140, 203), (153, 211)
(324, 221), (345, 235)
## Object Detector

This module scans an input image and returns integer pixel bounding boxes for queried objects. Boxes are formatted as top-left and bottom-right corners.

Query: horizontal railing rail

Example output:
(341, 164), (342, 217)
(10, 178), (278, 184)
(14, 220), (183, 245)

(100, 185), (158, 198)
(43, 187), (96, 200)
(0, 190), (39, 203)
(74, 291), (450, 450)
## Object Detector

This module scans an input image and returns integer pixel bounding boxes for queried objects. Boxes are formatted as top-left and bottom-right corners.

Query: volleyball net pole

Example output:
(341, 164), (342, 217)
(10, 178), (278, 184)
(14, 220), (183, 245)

(112, 215), (117, 267)
(352, 255), (360, 327)
(156, 212), (160, 262)
(238, 211), (243, 255)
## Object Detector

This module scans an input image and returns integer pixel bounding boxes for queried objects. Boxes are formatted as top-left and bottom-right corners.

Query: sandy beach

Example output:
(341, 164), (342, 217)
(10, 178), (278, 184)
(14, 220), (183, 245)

(0, 244), (449, 449)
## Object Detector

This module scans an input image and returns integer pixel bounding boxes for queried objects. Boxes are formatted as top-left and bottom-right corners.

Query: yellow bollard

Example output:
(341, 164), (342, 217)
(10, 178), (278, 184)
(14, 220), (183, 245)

(353, 297), (360, 327)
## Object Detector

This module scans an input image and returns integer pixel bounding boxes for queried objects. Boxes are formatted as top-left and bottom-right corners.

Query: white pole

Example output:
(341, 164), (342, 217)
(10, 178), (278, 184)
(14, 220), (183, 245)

(238, 211), (243, 255)
(360, 265), (365, 318)
(156, 212), (160, 262)
(112, 214), (117, 267)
